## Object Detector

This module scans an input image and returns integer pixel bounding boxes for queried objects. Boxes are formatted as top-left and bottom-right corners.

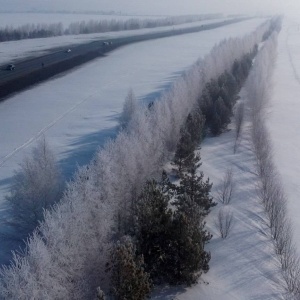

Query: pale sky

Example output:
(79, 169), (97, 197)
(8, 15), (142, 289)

(0, 0), (298, 17)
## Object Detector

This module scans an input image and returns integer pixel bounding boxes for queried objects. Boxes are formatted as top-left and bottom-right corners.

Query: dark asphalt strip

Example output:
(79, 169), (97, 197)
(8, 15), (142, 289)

(0, 18), (251, 100)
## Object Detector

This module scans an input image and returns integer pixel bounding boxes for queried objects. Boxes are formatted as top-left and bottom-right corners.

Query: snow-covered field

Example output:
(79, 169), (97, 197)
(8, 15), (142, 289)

(152, 92), (284, 299)
(0, 18), (266, 210)
(0, 17), (231, 65)
(1, 16), (292, 299)
(267, 19), (300, 253)
(154, 25), (291, 299)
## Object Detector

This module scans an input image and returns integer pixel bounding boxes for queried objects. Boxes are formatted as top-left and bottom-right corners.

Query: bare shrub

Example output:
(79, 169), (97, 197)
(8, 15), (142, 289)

(275, 222), (293, 257)
(280, 239), (297, 272)
(257, 172), (276, 209)
(217, 169), (235, 205)
(217, 207), (234, 239)
(268, 197), (286, 241)
(282, 251), (300, 296)
(251, 120), (274, 179)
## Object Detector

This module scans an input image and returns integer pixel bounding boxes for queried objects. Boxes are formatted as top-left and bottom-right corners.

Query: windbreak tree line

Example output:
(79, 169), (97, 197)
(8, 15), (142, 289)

(262, 17), (282, 42)
(109, 102), (215, 298)
(96, 39), (263, 299)
(0, 14), (220, 42)
(199, 45), (257, 136)
(0, 17), (281, 299)
(109, 162), (215, 299)
(246, 30), (300, 299)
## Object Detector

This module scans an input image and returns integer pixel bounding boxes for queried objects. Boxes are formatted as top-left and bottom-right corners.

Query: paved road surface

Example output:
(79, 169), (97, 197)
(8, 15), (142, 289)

(0, 18), (250, 99)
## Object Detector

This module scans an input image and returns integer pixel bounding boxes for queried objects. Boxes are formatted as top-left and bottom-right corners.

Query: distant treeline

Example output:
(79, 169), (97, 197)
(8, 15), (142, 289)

(0, 14), (222, 42)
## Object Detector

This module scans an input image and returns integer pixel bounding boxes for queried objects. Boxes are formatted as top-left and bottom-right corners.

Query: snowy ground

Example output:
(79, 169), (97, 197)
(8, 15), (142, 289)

(266, 19), (300, 254)
(151, 89), (285, 299)
(0, 18), (266, 209)
(0, 17), (284, 298)
(0, 17), (230, 65)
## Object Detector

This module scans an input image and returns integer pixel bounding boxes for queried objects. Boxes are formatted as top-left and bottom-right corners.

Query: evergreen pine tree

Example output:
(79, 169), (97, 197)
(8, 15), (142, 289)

(240, 53), (252, 81)
(232, 59), (241, 84)
(199, 88), (213, 127)
(175, 153), (216, 218)
(206, 79), (220, 102)
(173, 128), (194, 175)
(210, 111), (222, 136)
(210, 97), (231, 135)
(219, 86), (232, 112)
(134, 173), (174, 282)
(169, 153), (214, 285)
(169, 197), (212, 285)
(224, 71), (238, 99)
(185, 110), (205, 147)
(219, 96), (231, 124)
(107, 236), (152, 300)
(134, 170), (213, 286)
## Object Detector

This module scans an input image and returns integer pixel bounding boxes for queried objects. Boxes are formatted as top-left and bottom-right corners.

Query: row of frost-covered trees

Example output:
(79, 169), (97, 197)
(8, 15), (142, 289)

(107, 30), (260, 298)
(245, 26), (300, 299)
(0, 18), (281, 299)
(0, 14), (221, 42)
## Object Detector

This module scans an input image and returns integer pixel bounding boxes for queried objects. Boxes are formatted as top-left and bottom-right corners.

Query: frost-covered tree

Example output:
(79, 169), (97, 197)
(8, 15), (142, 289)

(5, 138), (63, 239)
(199, 88), (214, 127)
(0, 19), (277, 298)
(119, 89), (138, 129)
(246, 30), (300, 298)
(234, 101), (245, 153)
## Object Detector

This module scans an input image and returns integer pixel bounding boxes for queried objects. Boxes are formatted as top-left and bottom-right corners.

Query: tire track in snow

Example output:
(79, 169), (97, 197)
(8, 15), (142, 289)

(0, 94), (95, 168)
